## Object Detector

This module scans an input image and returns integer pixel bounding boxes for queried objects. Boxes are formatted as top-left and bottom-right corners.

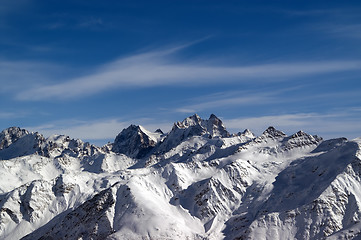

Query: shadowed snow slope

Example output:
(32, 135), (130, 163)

(0, 114), (360, 240)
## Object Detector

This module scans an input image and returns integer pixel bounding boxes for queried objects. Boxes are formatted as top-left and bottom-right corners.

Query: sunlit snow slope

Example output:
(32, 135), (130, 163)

(0, 115), (360, 240)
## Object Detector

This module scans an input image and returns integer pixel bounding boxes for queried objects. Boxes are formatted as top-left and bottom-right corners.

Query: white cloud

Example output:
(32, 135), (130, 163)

(0, 112), (18, 119)
(13, 45), (361, 101)
(0, 60), (65, 92)
(28, 119), (128, 141)
(320, 23), (361, 39)
(223, 112), (361, 139)
(351, 107), (361, 112)
(175, 94), (273, 113)
(26, 118), (172, 143)
(173, 86), (310, 113)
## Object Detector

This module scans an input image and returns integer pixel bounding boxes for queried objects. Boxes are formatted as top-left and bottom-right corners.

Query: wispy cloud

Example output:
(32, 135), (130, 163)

(223, 111), (361, 140)
(350, 107), (361, 112)
(44, 16), (104, 30)
(0, 60), (67, 93)
(14, 45), (361, 101)
(77, 17), (103, 28)
(27, 118), (172, 143)
(276, 7), (361, 40)
(279, 8), (355, 17)
(175, 91), (275, 113)
(0, 111), (24, 119)
(302, 9), (361, 39)
(322, 23), (361, 39)
(28, 119), (128, 141)
(0, 0), (29, 15)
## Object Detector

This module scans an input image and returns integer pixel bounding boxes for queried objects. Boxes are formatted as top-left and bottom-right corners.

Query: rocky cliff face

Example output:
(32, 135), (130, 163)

(0, 115), (360, 240)
(112, 125), (161, 158)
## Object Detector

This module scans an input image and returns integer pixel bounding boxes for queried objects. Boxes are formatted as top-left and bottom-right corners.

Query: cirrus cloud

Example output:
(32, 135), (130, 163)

(13, 45), (361, 101)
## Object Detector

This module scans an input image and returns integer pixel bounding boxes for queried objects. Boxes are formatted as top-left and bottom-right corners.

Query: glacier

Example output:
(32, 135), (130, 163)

(0, 114), (360, 239)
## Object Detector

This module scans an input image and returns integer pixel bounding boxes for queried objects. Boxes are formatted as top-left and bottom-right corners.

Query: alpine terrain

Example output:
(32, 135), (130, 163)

(0, 114), (361, 240)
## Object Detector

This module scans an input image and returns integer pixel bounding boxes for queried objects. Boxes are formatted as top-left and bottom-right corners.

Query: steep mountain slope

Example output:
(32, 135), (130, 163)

(0, 115), (360, 240)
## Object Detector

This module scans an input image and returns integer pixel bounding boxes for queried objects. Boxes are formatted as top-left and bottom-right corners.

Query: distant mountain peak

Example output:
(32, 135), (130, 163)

(291, 130), (307, 137)
(112, 124), (160, 158)
(175, 114), (230, 137)
(155, 128), (164, 134)
(206, 114), (230, 138)
(0, 128), (46, 160)
(158, 114), (230, 153)
(209, 113), (218, 119)
(174, 114), (202, 129)
(242, 129), (255, 138)
(262, 126), (287, 138)
(0, 127), (30, 150)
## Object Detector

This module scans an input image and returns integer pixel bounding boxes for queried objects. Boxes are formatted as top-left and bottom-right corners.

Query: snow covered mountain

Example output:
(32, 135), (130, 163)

(0, 114), (360, 239)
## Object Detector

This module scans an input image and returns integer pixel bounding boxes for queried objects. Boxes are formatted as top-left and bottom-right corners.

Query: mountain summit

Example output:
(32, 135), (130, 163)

(0, 114), (360, 240)
(172, 114), (230, 138)
(112, 125), (161, 158)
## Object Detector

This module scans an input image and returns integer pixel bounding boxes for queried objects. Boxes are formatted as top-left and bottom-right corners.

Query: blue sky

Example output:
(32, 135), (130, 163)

(1, 0), (361, 145)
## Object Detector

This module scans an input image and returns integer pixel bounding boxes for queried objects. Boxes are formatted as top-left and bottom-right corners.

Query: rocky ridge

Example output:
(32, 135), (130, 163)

(0, 114), (359, 240)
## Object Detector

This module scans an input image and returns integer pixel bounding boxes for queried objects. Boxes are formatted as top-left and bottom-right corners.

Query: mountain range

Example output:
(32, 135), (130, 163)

(0, 114), (360, 240)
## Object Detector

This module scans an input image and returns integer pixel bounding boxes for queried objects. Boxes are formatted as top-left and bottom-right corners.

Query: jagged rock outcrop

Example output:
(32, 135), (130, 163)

(0, 127), (102, 162)
(0, 128), (45, 160)
(0, 127), (30, 150)
(159, 114), (230, 153)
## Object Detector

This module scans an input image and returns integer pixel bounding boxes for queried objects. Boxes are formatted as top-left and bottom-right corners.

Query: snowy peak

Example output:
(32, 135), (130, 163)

(207, 114), (230, 138)
(290, 130), (318, 139)
(109, 114), (230, 160)
(0, 127), (102, 161)
(43, 134), (100, 159)
(112, 125), (160, 158)
(232, 129), (255, 139)
(242, 129), (255, 138)
(242, 128), (323, 155)
(289, 130), (322, 143)
(262, 126), (287, 138)
(160, 114), (230, 153)
(0, 128), (45, 160)
(249, 126), (287, 146)
(283, 130), (323, 151)
(0, 127), (30, 150)
(174, 114), (203, 129)
(173, 114), (229, 137)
